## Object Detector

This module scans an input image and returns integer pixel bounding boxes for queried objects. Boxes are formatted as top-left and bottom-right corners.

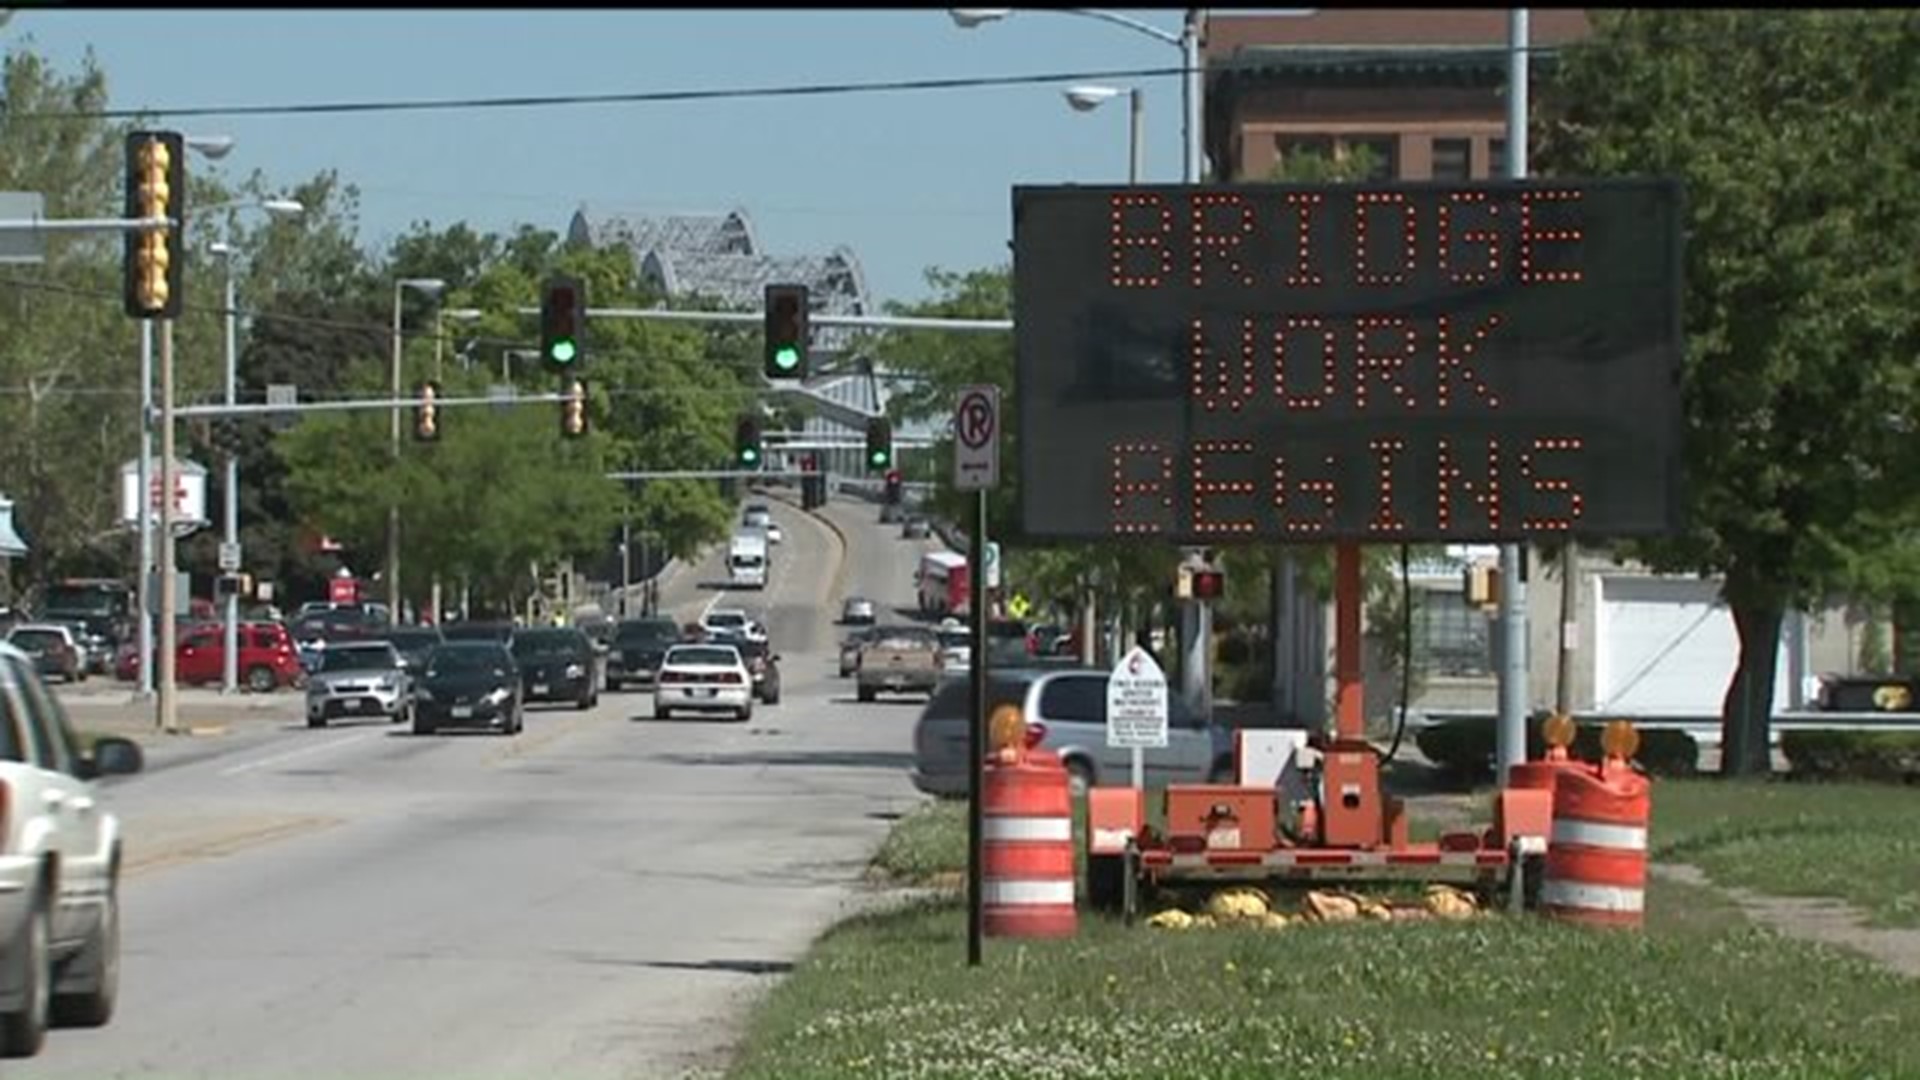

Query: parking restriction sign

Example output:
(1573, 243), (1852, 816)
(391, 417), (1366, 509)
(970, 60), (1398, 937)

(953, 385), (999, 492)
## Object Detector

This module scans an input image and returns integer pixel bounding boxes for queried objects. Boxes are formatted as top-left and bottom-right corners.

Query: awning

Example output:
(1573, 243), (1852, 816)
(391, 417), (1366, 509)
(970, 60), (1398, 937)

(0, 497), (28, 557)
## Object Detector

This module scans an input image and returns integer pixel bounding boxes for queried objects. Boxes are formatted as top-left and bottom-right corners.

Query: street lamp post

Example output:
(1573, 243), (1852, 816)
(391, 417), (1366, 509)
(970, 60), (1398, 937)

(390, 278), (446, 623)
(950, 7), (1203, 183)
(208, 198), (304, 694)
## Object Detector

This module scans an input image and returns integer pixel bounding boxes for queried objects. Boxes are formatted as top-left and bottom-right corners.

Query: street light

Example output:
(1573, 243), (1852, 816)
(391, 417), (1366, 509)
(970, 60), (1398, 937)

(948, 7), (1202, 183)
(1063, 84), (1145, 183)
(390, 277), (446, 622)
(436, 307), (482, 380)
(207, 197), (305, 693)
(137, 134), (238, 702)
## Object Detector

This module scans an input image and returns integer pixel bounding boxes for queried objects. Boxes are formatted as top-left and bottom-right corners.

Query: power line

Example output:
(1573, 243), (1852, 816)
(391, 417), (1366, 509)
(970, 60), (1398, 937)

(18, 65), (1189, 122)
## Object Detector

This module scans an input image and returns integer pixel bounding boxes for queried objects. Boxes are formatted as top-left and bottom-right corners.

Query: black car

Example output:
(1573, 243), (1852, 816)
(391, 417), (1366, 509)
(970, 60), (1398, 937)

(511, 627), (600, 709)
(729, 636), (783, 705)
(382, 626), (446, 678)
(607, 617), (682, 691)
(442, 621), (516, 645)
(413, 642), (522, 736)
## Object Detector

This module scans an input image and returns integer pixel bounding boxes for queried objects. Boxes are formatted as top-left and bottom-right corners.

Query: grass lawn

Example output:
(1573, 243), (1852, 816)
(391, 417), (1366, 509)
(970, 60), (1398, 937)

(1651, 778), (1920, 926)
(731, 781), (1920, 1079)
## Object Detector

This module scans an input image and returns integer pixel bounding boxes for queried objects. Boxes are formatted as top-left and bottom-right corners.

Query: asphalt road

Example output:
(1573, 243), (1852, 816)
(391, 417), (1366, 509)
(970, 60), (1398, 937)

(22, 494), (945, 1080)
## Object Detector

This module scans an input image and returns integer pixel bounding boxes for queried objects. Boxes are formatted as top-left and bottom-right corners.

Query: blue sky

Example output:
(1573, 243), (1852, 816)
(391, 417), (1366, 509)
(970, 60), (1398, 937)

(8, 8), (1197, 307)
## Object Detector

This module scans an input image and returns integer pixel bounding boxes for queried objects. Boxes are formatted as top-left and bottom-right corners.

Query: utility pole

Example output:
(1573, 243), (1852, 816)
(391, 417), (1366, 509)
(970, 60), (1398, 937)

(135, 320), (155, 698)
(1497, 8), (1532, 782)
(220, 251), (240, 694)
(157, 318), (180, 735)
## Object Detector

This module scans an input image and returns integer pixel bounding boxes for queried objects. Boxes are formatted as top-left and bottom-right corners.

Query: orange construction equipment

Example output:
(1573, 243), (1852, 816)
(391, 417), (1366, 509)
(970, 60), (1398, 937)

(1542, 723), (1651, 929)
(982, 739), (1077, 939)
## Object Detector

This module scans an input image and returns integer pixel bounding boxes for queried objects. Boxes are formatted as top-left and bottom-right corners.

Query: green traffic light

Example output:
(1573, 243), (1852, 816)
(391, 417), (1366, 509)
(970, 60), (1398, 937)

(550, 339), (577, 364)
(773, 345), (800, 372)
(870, 450), (888, 467)
(742, 447), (760, 465)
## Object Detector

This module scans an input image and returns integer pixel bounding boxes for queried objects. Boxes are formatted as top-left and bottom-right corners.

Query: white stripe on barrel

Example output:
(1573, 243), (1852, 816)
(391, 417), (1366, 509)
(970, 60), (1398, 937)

(1551, 818), (1647, 851)
(983, 879), (1078, 906)
(984, 816), (1073, 843)
(1542, 879), (1645, 913)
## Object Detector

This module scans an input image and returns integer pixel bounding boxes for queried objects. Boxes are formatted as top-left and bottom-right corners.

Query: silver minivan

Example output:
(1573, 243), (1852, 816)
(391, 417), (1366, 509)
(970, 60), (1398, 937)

(910, 667), (1234, 797)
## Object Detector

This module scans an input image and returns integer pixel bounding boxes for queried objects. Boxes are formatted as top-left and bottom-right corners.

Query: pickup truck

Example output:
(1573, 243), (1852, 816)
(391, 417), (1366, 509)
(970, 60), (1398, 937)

(856, 627), (943, 702)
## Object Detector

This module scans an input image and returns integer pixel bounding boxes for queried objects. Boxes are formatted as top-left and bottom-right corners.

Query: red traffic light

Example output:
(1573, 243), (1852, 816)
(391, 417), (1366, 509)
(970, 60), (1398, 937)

(1190, 570), (1225, 601)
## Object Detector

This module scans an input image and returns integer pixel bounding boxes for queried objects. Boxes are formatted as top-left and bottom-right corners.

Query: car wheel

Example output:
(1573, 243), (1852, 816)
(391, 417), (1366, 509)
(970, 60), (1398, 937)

(307, 715), (327, 729)
(0, 891), (50, 1058)
(763, 682), (780, 706)
(737, 706), (753, 722)
(653, 706), (668, 720)
(414, 718), (436, 736)
(51, 874), (119, 1028)
(857, 685), (876, 703)
(576, 693), (592, 712)
(245, 665), (276, 693)
(509, 707), (524, 735)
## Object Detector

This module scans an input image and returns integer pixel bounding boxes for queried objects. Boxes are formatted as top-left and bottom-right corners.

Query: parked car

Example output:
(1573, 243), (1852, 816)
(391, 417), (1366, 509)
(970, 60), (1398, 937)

(910, 667), (1234, 798)
(4, 625), (84, 684)
(839, 625), (880, 678)
(731, 638), (783, 705)
(176, 622), (304, 692)
(840, 597), (877, 626)
(856, 626), (943, 702)
(305, 641), (411, 728)
(653, 643), (754, 722)
(413, 642), (522, 736)
(0, 640), (144, 1057)
(510, 627), (600, 710)
(606, 617), (682, 691)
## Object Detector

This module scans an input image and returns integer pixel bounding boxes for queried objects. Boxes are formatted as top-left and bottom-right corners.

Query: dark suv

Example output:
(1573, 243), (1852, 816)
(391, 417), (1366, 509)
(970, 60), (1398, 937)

(510, 628), (600, 710)
(607, 617), (682, 691)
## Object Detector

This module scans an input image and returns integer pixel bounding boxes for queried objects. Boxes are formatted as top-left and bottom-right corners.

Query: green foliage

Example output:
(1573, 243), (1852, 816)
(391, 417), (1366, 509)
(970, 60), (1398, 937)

(1536, 11), (1920, 772)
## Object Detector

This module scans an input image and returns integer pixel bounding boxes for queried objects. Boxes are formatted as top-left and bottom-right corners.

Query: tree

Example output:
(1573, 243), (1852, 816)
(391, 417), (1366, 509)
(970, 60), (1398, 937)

(1536, 10), (1920, 773)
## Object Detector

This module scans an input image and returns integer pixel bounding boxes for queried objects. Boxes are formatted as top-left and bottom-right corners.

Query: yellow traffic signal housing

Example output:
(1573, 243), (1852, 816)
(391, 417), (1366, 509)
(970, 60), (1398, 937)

(123, 131), (186, 319)
(414, 381), (442, 442)
(560, 378), (589, 439)
(1463, 562), (1499, 608)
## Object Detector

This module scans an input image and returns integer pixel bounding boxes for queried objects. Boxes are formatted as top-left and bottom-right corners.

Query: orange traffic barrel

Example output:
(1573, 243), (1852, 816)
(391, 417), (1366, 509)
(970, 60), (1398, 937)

(1542, 760), (1651, 929)
(983, 748), (1078, 939)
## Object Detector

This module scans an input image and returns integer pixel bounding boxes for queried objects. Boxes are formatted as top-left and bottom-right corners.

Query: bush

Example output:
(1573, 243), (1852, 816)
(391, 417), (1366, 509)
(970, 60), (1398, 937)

(1781, 731), (1920, 782)
(1414, 715), (1698, 778)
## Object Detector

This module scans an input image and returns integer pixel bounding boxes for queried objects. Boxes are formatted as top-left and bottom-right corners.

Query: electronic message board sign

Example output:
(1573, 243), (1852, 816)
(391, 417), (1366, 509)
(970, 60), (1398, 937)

(1012, 180), (1684, 543)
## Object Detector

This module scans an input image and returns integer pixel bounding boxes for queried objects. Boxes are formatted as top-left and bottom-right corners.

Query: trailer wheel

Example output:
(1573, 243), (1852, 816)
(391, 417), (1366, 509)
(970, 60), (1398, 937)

(1085, 854), (1127, 915)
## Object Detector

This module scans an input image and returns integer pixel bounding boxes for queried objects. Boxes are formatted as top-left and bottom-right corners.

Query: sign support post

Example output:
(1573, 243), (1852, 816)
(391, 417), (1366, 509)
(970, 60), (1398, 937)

(966, 487), (987, 968)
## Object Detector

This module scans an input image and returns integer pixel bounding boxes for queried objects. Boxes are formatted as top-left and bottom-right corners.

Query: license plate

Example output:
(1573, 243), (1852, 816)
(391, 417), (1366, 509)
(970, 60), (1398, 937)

(357, 698), (375, 712)
(887, 677), (905, 688)
(532, 683), (549, 696)
(694, 687), (716, 698)
(452, 705), (473, 719)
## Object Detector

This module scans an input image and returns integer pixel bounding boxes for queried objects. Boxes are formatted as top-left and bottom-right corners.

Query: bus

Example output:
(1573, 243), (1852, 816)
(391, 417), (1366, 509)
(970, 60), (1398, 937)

(915, 552), (970, 617)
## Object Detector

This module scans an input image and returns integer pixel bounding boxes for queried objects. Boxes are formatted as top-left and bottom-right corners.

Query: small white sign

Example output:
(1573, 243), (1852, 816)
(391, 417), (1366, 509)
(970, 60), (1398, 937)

(953, 384), (999, 492)
(1107, 645), (1169, 749)
(118, 458), (208, 529)
(218, 542), (242, 573)
(984, 541), (1001, 589)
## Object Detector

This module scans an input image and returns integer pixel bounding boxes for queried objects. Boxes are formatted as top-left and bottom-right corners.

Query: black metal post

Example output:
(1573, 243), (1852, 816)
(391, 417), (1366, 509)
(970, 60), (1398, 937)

(967, 488), (987, 967)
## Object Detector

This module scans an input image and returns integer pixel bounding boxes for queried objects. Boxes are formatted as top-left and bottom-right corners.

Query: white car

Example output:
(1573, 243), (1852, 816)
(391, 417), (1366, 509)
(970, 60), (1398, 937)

(0, 641), (143, 1057)
(702, 609), (768, 644)
(653, 644), (754, 721)
(766, 522), (783, 545)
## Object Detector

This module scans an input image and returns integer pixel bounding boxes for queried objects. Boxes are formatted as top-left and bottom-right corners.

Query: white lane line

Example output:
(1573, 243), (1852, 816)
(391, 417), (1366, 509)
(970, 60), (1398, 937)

(218, 730), (385, 777)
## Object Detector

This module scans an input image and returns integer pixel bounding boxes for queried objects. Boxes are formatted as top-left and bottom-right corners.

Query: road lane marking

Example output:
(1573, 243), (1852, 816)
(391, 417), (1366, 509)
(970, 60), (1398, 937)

(218, 730), (385, 777)
(124, 814), (345, 878)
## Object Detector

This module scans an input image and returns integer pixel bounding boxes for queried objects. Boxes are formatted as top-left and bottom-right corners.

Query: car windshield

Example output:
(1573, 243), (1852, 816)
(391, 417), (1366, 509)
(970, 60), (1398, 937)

(426, 646), (507, 676)
(321, 647), (398, 673)
(707, 613), (747, 628)
(512, 630), (585, 659)
(877, 630), (937, 651)
(615, 620), (678, 644)
(938, 630), (970, 650)
(924, 674), (1039, 720)
(669, 647), (738, 667)
(384, 631), (442, 653)
(8, 629), (64, 650)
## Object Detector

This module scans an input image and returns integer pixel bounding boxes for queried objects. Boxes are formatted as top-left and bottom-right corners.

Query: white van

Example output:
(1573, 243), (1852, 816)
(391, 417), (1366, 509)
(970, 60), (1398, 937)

(728, 531), (770, 590)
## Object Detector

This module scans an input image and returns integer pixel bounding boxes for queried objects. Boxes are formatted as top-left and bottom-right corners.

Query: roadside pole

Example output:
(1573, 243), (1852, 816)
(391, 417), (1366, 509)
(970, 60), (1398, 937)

(1496, 7), (1532, 784)
(967, 487), (987, 968)
(157, 317), (179, 735)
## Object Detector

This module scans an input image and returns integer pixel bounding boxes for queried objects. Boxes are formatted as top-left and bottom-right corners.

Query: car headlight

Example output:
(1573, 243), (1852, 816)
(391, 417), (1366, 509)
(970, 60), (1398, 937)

(485, 687), (511, 705)
(565, 663), (585, 679)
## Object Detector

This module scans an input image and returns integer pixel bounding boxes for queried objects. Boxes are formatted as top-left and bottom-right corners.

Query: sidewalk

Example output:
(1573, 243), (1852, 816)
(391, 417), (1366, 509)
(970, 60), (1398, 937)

(59, 683), (301, 743)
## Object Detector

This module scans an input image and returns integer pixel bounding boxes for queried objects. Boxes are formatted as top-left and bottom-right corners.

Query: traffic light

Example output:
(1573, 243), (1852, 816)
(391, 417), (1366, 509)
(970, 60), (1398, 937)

(560, 378), (589, 439)
(1190, 568), (1226, 602)
(865, 416), (893, 470)
(540, 275), (585, 373)
(123, 131), (186, 319)
(414, 381), (441, 442)
(763, 283), (810, 380)
(212, 417), (243, 457)
(884, 469), (903, 505)
(735, 413), (763, 468)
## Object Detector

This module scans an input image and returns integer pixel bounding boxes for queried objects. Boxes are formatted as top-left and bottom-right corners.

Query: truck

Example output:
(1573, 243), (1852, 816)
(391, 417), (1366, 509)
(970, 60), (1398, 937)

(915, 551), (969, 617)
(728, 530), (770, 590)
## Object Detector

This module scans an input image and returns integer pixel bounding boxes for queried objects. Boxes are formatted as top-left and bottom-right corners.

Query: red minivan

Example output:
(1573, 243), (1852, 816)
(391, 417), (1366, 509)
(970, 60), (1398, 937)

(176, 622), (305, 691)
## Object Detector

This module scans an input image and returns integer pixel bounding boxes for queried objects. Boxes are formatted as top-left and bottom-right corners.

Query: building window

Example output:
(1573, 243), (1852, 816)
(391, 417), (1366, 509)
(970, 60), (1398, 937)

(1274, 134), (1337, 173)
(1431, 137), (1472, 182)
(1417, 589), (1493, 677)
(1344, 135), (1399, 181)
(1489, 138), (1508, 179)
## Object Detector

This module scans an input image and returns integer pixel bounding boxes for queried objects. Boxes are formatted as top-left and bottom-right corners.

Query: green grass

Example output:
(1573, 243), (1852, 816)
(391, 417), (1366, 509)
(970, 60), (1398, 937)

(1651, 779), (1920, 926)
(871, 801), (968, 886)
(728, 878), (1920, 1079)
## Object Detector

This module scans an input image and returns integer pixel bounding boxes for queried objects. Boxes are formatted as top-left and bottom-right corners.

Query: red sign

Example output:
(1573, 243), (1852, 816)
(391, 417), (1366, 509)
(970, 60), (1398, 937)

(328, 576), (358, 604)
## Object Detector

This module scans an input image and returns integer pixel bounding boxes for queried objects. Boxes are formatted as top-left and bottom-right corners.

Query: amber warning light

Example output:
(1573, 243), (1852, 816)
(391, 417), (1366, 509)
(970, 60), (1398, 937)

(1010, 181), (1686, 544)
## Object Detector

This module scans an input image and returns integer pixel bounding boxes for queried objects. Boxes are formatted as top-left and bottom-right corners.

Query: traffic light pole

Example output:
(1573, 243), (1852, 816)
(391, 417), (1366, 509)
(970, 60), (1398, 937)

(221, 254), (240, 695)
(514, 306), (1013, 334)
(157, 318), (180, 736)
